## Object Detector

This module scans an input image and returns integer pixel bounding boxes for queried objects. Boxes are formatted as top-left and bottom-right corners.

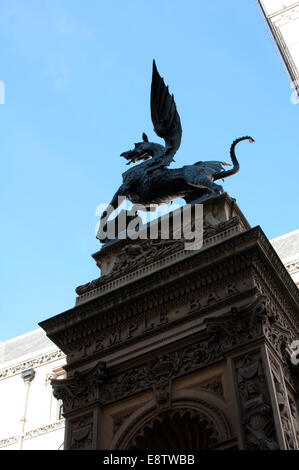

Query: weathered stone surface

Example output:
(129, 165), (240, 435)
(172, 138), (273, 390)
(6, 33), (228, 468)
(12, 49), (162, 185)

(40, 194), (299, 450)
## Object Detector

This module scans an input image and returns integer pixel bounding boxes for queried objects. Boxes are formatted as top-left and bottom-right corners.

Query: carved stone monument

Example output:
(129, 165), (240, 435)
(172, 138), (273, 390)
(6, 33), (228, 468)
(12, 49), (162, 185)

(39, 63), (299, 450)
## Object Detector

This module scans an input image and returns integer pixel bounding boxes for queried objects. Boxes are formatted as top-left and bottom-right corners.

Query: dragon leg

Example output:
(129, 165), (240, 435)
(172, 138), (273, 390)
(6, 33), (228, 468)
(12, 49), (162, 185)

(185, 174), (224, 193)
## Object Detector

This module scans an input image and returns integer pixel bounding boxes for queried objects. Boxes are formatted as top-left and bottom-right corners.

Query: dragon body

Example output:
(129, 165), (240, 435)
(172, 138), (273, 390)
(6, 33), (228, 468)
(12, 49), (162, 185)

(98, 61), (254, 233)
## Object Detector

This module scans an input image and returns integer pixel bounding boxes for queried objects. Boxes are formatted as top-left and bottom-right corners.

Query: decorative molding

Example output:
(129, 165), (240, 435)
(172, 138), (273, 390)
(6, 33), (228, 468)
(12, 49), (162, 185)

(40, 227), (299, 361)
(0, 420), (65, 448)
(76, 219), (244, 304)
(152, 379), (172, 410)
(200, 378), (224, 397)
(0, 435), (18, 448)
(115, 398), (232, 450)
(0, 349), (66, 381)
(50, 293), (299, 425)
(100, 297), (270, 405)
(69, 414), (93, 450)
(126, 408), (220, 450)
(23, 419), (65, 440)
(269, 354), (298, 450)
(52, 362), (106, 414)
(285, 258), (299, 276)
(231, 350), (279, 450)
(113, 410), (135, 434)
(60, 275), (253, 364)
(53, 295), (299, 416)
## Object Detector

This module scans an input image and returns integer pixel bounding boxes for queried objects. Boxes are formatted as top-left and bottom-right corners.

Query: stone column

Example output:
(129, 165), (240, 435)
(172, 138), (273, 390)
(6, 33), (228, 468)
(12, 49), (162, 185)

(228, 347), (282, 450)
(51, 361), (106, 450)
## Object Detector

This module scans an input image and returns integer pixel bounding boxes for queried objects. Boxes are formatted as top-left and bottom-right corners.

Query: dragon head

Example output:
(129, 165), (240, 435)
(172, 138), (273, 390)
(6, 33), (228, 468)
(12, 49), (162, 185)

(120, 133), (164, 165)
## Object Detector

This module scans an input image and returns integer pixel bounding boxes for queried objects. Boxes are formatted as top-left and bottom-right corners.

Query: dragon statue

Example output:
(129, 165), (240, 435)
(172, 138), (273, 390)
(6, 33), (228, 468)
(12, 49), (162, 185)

(98, 61), (254, 237)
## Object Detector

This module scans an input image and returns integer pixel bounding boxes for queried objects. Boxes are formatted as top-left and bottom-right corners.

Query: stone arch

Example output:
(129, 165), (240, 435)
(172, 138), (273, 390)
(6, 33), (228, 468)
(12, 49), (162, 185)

(112, 393), (232, 450)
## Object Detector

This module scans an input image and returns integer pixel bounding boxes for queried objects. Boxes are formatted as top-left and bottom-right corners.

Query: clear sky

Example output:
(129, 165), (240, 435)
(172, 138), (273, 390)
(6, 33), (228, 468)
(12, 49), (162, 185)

(0, 0), (298, 341)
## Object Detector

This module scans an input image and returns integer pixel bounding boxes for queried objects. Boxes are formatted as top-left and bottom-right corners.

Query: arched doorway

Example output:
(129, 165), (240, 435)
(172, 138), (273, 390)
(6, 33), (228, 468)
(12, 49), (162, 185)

(126, 409), (218, 450)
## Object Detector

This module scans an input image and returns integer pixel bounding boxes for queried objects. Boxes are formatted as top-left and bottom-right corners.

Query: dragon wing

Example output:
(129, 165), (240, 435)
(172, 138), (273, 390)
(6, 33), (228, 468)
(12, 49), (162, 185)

(195, 161), (230, 177)
(150, 60), (182, 166)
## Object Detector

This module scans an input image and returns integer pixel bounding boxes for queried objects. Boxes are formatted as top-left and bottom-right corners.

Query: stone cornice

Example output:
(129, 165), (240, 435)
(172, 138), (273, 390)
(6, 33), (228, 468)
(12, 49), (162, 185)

(0, 349), (66, 381)
(40, 226), (299, 347)
(76, 222), (243, 304)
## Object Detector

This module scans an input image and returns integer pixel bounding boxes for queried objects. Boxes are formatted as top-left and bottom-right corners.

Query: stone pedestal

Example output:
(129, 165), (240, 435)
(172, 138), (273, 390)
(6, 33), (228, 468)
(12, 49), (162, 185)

(39, 193), (299, 450)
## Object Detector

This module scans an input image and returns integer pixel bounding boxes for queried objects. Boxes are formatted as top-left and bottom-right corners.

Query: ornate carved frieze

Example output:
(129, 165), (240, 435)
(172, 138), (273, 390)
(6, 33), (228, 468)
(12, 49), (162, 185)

(0, 420), (65, 449)
(0, 349), (65, 381)
(101, 352), (181, 405)
(57, 276), (253, 365)
(77, 238), (186, 295)
(41, 227), (274, 338)
(76, 215), (244, 297)
(100, 297), (271, 405)
(51, 294), (298, 423)
(0, 436), (18, 448)
(204, 296), (268, 354)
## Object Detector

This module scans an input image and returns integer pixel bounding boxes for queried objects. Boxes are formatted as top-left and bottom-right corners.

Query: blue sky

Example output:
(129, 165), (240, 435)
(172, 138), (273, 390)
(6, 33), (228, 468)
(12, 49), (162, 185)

(0, 0), (298, 341)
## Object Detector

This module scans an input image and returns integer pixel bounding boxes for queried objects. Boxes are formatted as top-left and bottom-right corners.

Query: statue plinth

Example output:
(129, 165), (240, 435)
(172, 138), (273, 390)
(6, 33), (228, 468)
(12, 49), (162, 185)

(76, 193), (250, 304)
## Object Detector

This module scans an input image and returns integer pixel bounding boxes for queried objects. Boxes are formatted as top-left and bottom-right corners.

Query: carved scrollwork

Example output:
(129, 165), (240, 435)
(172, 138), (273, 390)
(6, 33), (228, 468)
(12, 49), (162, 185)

(101, 353), (180, 404)
(76, 238), (185, 296)
(52, 361), (106, 414)
(204, 295), (268, 354)
(101, 297), (283, 405)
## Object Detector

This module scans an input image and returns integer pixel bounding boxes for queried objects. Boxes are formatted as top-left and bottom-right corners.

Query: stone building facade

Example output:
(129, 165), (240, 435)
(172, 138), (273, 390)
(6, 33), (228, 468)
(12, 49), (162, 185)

(257, 0), (299, 97)
(1, 197), (298, 450)
(39, 194), (299, 450)
(0, 330), (65, 450)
